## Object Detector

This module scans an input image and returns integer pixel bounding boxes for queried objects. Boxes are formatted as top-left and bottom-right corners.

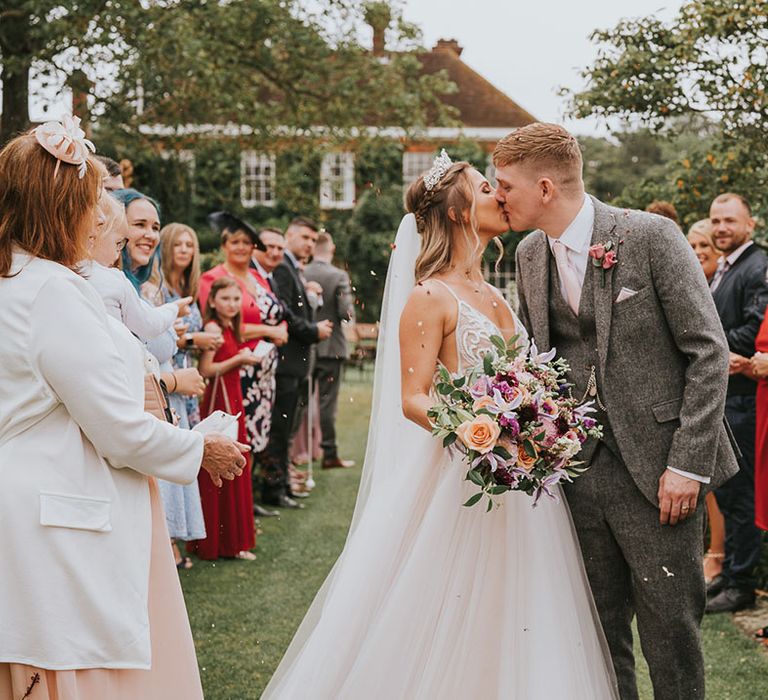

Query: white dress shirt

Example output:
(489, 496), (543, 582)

(546, 194), (594, 299)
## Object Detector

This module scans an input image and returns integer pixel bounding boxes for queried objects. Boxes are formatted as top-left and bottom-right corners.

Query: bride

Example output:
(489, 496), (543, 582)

(263, 154), (618, 698)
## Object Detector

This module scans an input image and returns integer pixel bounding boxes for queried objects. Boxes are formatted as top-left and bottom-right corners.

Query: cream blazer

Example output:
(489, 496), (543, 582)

(0, 253), (204, 670)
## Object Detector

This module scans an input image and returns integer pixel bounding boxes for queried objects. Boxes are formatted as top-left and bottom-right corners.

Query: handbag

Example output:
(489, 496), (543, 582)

(208, 374), (239, 441)
(144, 373), (175, 424)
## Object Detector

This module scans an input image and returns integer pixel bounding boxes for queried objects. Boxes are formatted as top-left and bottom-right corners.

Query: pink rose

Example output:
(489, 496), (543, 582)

(602, 250), (618, 269)
(456, 414), (501, 454)
(589, 243), (606, 259)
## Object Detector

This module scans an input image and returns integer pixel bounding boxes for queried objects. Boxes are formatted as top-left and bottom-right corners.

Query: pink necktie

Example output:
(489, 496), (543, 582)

(552, 240), (581, 314)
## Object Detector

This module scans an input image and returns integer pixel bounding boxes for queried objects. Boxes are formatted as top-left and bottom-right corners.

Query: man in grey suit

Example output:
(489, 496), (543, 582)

(493, 123), (738, 700)
(304, 232), (356, 469)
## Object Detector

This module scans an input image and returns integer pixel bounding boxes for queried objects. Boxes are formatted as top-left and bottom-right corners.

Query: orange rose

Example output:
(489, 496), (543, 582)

(472, 395), (496, 412)
(456, 414), (500, 454)
(516, 442), (538, 471)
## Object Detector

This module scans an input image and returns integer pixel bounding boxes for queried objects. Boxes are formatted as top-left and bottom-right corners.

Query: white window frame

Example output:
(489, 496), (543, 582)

(320, 152), (355, 209)
(402, 151), (436, 186)
(240, 151), (276, 208)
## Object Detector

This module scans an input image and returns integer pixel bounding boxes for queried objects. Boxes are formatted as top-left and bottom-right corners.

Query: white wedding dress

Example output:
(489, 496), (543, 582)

(263, 216), (617, 699)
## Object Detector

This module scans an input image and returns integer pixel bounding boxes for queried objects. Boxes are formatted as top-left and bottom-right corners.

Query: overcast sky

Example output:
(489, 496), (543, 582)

(398, 0), (685, 136)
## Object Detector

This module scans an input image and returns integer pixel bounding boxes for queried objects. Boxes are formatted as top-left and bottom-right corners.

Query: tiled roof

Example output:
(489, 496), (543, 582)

(418, 40), (536, 128)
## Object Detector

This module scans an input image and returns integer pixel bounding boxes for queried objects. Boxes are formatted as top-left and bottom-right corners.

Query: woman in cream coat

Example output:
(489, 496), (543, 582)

(0, 122), (245, 699)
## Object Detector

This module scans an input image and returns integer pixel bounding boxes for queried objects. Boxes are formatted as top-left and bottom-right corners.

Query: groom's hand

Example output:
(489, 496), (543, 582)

(658, 470), (701, 526)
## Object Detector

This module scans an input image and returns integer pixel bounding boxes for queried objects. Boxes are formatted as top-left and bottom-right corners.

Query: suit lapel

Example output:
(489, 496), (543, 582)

(523, 231), (551, 351)
(590, 197), (619, 367)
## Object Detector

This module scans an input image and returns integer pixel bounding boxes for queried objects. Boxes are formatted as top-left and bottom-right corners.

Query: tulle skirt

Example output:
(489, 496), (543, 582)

(263, 438), (617, 699)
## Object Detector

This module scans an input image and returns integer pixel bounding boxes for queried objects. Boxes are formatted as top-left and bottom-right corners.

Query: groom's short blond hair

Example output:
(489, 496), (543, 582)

(493, 123), (583, 189)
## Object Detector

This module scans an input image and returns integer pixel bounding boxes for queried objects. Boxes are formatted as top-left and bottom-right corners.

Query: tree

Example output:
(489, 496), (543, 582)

(1, 1), (456, 148)
(567, 0), (768, 227)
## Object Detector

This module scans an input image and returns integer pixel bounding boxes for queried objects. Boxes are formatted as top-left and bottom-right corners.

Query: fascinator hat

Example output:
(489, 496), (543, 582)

(33, 115), (95, 179)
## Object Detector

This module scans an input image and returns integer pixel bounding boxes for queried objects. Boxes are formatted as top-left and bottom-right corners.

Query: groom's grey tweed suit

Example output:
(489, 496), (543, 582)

(515, 198), (739, 700)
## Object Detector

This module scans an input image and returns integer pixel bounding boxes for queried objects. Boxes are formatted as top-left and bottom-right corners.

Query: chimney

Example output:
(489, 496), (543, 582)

(365, 3), (391, 56)
(433, 39), (463, 57)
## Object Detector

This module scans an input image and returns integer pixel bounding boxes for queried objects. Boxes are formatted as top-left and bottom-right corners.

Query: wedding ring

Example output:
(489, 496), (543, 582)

(681, 504), (690, 511)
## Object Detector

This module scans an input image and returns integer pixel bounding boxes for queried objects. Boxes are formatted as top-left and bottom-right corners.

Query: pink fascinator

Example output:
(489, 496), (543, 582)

(33, 115), (95, 179)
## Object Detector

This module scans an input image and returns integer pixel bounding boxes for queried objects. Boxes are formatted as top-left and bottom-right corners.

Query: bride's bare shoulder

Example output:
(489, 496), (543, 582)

(401, 278), (454, 326)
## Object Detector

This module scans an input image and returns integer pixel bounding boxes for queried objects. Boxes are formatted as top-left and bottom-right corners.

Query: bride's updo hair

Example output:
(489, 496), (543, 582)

(405, 161), (479, 283)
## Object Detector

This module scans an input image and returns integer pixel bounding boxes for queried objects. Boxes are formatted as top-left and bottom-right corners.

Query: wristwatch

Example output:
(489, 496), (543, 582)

(184, 332), (194, 347)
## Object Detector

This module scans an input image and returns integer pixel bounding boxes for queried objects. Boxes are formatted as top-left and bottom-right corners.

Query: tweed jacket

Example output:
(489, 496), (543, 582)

(515, 197), (739, 505)
(304, 260), (355, 360)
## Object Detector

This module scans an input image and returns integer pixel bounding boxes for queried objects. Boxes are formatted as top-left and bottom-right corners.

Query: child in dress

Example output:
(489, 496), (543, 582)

(189, 277), (259, 560)
(85, 191), (191, 340)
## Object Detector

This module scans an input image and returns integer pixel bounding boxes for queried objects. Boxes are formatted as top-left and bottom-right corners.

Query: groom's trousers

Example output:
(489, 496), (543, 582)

(564, 444), (706, 700)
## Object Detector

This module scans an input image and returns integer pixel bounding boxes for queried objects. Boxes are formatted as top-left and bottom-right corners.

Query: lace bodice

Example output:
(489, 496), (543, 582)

(436, 281), (529, 374)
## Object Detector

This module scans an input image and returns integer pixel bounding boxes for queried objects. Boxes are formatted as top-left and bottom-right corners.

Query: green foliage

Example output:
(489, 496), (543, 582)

(567, 1), (768, 229)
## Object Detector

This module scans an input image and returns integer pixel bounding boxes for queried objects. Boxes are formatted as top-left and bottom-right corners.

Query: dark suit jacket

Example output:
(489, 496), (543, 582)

(711, 243), (768, 396)
(304, 260), (355, 360)
(272, 257), (318, 378)
(516, 197), (738, 504)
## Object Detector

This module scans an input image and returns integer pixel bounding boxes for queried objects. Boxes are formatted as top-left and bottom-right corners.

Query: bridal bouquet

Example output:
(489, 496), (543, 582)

(428, 335), (603, 510)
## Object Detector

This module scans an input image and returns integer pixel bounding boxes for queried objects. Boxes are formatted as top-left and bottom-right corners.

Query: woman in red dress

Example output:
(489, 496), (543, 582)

(750, 319), (768, 531)
(189, 277), (259, 560)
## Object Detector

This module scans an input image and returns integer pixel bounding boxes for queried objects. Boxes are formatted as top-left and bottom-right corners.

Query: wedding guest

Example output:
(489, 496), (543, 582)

(144, 223), (222, 570)
(0, 121), (245, 700)
(304, 231), (356, 469)
(687, 218), (727, 583)
(750, 323), (768, 534)
(96, 154), (125, 191)
(189, 277), (259, 560)
(707, 192), (768, 613)
(84, 190), (191, 339)
(645, 199), (680, 226)
(260, 217), (333, 509)
(200, 214), (288, 463)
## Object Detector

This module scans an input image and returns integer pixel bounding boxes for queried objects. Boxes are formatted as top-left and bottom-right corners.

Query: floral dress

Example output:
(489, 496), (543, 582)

(242, 280), (284, 452)
(162, 286), (203, 427)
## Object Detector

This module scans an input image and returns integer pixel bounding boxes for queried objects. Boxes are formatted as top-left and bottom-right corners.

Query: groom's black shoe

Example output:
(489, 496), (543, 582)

(705, 587), (755, 614)
(706, 574), (726, 600)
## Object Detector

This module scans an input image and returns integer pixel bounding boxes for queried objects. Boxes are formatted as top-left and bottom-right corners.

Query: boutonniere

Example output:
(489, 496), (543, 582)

(588, 240), (618, 287)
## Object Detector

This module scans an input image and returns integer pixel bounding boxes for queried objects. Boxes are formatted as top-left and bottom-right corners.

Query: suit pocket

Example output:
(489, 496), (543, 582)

(651, 397), (683, 423)
(612, 285), (652, 314)
(40, 492), (112, 532)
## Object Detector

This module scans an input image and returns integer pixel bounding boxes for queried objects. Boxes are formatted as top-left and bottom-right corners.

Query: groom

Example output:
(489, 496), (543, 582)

(494, 123), (738, 699)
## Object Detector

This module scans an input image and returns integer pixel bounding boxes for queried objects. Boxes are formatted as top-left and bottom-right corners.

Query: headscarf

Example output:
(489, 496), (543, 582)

(113, 188), (162, 293)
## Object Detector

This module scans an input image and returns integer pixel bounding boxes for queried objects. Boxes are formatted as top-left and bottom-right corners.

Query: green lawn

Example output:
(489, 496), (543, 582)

(181, 372), (768, 699)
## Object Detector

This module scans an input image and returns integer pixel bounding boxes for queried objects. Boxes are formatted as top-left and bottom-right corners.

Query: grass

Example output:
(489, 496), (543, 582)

(182, 371), (768, 699)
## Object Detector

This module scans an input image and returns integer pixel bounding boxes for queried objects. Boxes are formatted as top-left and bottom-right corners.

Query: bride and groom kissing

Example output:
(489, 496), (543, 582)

(263, 123), (738, 699)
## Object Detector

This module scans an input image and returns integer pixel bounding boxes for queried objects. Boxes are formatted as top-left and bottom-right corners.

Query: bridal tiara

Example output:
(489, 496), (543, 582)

(423, 149), (453, 191)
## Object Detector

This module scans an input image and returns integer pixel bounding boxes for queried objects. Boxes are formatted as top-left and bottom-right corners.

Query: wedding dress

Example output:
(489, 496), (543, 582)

(262, 215), (617, 699)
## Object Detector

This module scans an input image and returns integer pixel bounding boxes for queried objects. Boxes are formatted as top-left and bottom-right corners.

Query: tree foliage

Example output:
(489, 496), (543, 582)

(1, 1), (457, 147)
(567, 0), (768, 228)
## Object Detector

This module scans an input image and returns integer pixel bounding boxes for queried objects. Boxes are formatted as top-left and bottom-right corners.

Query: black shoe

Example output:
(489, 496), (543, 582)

(254, 503), (279, 517)
(262, 494), (305, 510)
(706, 574), (726, 600)
(705, 587), (755, 614)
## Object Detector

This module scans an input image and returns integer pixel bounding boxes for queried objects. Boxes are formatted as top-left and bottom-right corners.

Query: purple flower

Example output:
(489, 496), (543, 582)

(500, 415), (520, 435)
(494, 467), (518, 488)
(469, 375), (491, 400)
(582, 417), (597, 430)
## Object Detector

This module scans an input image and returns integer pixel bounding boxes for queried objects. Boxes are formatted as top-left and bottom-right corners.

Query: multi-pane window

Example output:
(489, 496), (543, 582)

(402, 151), (436, 186)
(240, 151), (276, 208)
(320, 152), (355, 209)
